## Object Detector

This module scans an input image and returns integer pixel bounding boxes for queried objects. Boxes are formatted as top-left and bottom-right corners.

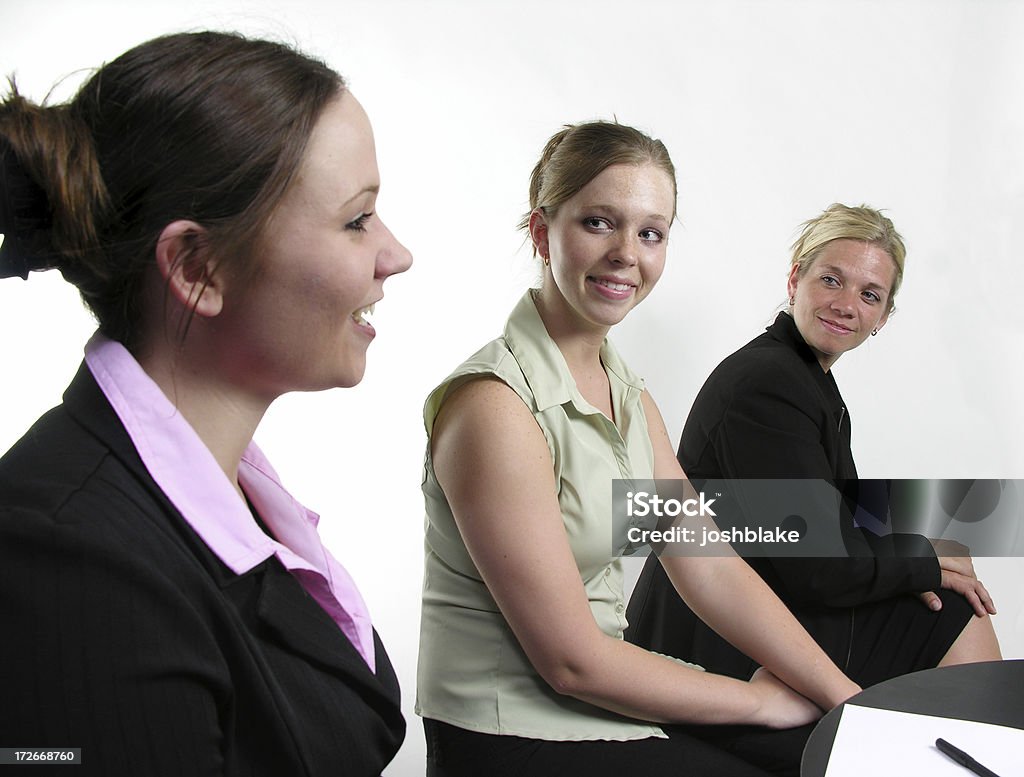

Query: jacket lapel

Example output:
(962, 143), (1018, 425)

(250, 560), (401, 709)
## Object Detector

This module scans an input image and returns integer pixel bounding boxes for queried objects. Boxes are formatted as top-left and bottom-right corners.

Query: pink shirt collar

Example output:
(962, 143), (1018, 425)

(84, 332), (376, 671)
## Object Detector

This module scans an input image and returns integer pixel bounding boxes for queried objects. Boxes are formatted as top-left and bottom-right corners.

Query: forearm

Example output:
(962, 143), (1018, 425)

(663, 553), (860, 710)
(543, 627), (797, 727)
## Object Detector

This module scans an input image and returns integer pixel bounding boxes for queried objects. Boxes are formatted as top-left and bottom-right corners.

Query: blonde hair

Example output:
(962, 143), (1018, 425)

(790, 203), (906, 311)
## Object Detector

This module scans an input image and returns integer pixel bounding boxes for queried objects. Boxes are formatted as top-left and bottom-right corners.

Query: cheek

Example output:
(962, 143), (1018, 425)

(282, 250), (361, 311)
(553, 231), (590, 265)
(642, 254), (667, 287)
(797, 287), (821, 310)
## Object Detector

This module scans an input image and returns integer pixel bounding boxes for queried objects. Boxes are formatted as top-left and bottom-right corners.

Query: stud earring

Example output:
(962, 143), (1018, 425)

(871, 328), (878, 336)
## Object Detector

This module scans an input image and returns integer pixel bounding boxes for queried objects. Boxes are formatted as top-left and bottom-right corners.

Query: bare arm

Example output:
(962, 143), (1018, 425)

(430, 377), (824, 728)
(641, 389), (860, 712)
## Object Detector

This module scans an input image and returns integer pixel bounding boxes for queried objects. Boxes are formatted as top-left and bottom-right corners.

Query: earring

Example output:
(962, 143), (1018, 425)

(789, 296), (795, 306)
(542, 253), (550, 267)
(871, 328), (878, 336)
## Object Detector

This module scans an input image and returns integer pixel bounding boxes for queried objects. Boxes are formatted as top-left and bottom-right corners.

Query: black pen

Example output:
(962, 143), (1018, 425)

(936, 738), (1003, 777)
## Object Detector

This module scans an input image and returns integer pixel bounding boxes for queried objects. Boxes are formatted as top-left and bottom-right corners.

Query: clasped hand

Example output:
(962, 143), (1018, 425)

(747, 668), (823, 730)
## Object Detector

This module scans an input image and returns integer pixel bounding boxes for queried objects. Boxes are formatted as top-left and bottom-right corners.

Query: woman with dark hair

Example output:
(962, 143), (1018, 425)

(626, 203), (1001, 772)
(0, 31), (411, 776)
(415, 122), (860, 777)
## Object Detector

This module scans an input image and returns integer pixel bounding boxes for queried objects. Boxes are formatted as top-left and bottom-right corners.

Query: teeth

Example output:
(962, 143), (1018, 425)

(594, 279), (632, 292)
(353, 303), (375, 325)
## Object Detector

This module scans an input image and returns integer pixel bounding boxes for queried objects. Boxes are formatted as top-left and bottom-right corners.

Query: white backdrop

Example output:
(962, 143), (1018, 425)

(2, 2), (1022, 774)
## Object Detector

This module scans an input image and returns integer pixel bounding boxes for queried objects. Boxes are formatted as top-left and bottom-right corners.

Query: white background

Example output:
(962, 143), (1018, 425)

(2, 2), (1022, 774)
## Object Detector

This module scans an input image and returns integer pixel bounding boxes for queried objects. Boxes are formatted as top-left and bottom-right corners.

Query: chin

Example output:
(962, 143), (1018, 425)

(581, 302), (631, 327)
(337, 361), (368, 389)
(301, 365), (366, 392)
(598, 310), (632, 328)
(332, 374), (365, 390)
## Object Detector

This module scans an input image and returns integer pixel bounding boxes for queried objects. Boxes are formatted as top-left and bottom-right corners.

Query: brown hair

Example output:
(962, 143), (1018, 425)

(0, 31), (344, 349)
(517, 120), (677, 250)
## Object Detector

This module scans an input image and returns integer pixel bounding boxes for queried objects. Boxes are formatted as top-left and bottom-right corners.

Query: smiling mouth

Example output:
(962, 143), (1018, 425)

(589, 277), (635, 292)
(353, 303), (375, 326)
(819, 316), (853, 334)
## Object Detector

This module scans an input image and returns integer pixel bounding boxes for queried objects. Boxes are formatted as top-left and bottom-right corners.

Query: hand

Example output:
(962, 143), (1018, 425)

(937, 570), (996, 617)
(930, 538), (976, 579)
(917, 575), (996, 617)
(921, 538), (996, 617)
(747, 668), (823, 730)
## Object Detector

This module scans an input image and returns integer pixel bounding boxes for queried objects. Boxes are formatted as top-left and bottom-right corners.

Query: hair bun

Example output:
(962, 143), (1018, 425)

(0, 136), (55, 280)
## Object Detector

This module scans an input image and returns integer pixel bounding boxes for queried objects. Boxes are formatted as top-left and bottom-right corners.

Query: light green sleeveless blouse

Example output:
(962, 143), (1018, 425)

(416, 291), (670, 741)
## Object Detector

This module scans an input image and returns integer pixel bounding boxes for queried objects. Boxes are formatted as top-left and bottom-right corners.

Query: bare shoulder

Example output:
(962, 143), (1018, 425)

(433, 376), (536, 440)
(431, 376), (552, 484)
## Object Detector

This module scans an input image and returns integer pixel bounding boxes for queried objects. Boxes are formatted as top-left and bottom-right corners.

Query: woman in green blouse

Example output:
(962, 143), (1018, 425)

(416, 121), (859, 777)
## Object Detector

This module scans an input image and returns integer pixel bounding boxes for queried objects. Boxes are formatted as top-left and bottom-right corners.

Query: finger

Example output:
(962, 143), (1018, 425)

(974, 580), (997, 616)
(965, 588), (988, 618)
(918, 591), (942, 612)
(956, 579), (990, 618)
(940, 572), (991, 617)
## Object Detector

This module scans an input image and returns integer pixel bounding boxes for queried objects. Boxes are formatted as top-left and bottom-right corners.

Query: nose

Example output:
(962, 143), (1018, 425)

(609, 231), (639, 267)
(830, 287), (857, 316)
(375, 219), (413, 279)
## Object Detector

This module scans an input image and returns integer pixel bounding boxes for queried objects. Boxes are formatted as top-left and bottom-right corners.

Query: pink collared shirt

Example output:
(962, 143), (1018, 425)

(85, 333), (376, 671)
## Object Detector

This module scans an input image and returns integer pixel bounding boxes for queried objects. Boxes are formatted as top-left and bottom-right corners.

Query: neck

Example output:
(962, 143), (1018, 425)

(533, 285), (608, 373)
(137, 341), (269, 497)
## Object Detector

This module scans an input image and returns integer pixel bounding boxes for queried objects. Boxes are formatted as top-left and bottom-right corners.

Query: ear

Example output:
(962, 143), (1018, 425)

(154, 220), (224, 318)
(786, 263), (801, 302)
(528, 209), (550, 261)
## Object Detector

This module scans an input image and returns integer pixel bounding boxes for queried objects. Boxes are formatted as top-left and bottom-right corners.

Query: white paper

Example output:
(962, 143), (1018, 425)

(823, 704), (1023, 776)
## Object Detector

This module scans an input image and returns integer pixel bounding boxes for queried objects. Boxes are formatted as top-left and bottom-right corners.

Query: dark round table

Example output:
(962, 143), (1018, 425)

(801, 659), (1024, 776)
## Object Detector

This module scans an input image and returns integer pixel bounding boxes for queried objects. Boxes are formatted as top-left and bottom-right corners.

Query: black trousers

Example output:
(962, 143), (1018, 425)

(423, 718), (801, 777)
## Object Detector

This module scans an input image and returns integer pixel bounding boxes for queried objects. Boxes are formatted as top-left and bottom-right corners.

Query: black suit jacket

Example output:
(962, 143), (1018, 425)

(626, 312), (941, 678)
(0, 363), (404, 776)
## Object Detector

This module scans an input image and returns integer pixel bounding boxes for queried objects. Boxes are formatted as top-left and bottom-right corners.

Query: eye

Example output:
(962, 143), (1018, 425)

(639, 228), (664, 244)
(821, 274), (840, 287)
(862, 290), (882, 304)
(582, 216), (612, 231)
(346, 212), (373, 232)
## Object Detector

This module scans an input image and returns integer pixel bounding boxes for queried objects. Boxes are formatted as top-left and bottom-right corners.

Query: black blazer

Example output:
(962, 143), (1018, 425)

(0, 363), (404, 776)
(626, 312), (941, 678)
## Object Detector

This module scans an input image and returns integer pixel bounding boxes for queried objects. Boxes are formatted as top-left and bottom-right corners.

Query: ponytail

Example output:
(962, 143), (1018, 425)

(0, 82), (109, 282)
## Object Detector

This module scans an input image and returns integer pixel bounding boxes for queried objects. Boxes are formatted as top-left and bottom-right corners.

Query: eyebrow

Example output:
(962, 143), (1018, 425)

(580, 203), (671, 224)
(336, 185), (380, 213)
